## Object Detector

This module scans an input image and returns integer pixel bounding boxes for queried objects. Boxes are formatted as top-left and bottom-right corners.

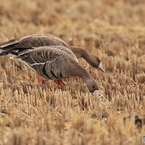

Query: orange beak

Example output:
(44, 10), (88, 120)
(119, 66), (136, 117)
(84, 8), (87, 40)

(98, 62), (105, 72)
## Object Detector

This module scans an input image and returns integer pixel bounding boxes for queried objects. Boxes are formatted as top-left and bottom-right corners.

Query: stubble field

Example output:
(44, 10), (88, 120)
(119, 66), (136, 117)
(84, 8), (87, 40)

(0, 0), (145, 144)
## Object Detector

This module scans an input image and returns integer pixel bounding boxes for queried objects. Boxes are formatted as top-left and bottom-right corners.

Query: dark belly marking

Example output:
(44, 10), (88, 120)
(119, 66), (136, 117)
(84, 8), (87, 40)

(50, 70), (58, 79)
(42, 63), (51, 79)
(59, 72), (63, 78)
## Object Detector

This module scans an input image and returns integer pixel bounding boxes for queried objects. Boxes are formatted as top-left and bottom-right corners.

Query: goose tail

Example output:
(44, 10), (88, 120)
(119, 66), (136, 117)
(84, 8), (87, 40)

(0, 50), (8, 56)
(0, 42), (6, 46)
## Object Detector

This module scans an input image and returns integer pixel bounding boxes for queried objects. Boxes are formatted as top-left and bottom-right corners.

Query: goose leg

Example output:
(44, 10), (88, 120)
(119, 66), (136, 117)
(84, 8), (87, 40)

(36, 73), (42, 84)
(44, 81), (50, 87)
(36, 74), (50, 86)
(36, 74), (65, 86)
(54, 79), (66, 85)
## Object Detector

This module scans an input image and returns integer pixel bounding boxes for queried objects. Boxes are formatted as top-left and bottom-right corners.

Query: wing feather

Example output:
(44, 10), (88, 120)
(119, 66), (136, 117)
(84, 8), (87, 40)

(13, 46), (78, 80)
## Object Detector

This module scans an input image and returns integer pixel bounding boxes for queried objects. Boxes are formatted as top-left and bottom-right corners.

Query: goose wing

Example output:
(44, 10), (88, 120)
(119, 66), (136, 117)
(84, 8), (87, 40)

(14, 46), (78, 80)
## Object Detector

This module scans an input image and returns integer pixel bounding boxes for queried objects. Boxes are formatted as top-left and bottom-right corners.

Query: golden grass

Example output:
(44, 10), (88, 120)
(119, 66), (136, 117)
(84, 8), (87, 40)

(0, 0), (145, 144)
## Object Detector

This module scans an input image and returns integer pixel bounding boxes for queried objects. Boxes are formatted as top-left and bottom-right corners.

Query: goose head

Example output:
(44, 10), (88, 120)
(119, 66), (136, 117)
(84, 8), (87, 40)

(90, 55), (105, 72)
(85, 78), (98, 96)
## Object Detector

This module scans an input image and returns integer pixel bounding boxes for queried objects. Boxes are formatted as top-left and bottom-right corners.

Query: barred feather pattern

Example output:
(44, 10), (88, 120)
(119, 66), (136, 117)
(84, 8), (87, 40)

(17, 47), (78, 80)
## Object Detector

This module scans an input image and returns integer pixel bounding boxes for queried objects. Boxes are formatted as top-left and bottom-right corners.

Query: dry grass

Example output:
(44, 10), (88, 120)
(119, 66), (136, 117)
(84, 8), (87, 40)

(0, 0), (145, 144)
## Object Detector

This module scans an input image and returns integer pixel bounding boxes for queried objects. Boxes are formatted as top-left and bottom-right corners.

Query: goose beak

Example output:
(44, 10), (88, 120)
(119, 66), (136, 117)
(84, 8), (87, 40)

(98, 62), (105, 72)
(92, 90), (98, 97)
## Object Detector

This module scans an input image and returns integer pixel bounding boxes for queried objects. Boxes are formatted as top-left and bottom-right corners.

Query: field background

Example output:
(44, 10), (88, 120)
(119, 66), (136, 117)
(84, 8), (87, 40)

(0, 0), (145, 144)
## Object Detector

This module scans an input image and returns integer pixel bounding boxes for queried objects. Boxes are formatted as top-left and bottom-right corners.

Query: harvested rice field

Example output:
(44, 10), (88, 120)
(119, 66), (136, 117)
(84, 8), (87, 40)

(0, 0), (145, 144)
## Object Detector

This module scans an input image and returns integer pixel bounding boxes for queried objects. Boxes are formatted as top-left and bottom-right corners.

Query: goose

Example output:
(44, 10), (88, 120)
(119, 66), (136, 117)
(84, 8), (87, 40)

(3, 45), (99, 95)
(0, 34), (105, 72)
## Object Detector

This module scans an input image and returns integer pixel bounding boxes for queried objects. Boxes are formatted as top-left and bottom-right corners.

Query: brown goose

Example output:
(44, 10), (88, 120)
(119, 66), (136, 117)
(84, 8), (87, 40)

(8, 45), (99, 95)
(0, 34), (105, 72)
